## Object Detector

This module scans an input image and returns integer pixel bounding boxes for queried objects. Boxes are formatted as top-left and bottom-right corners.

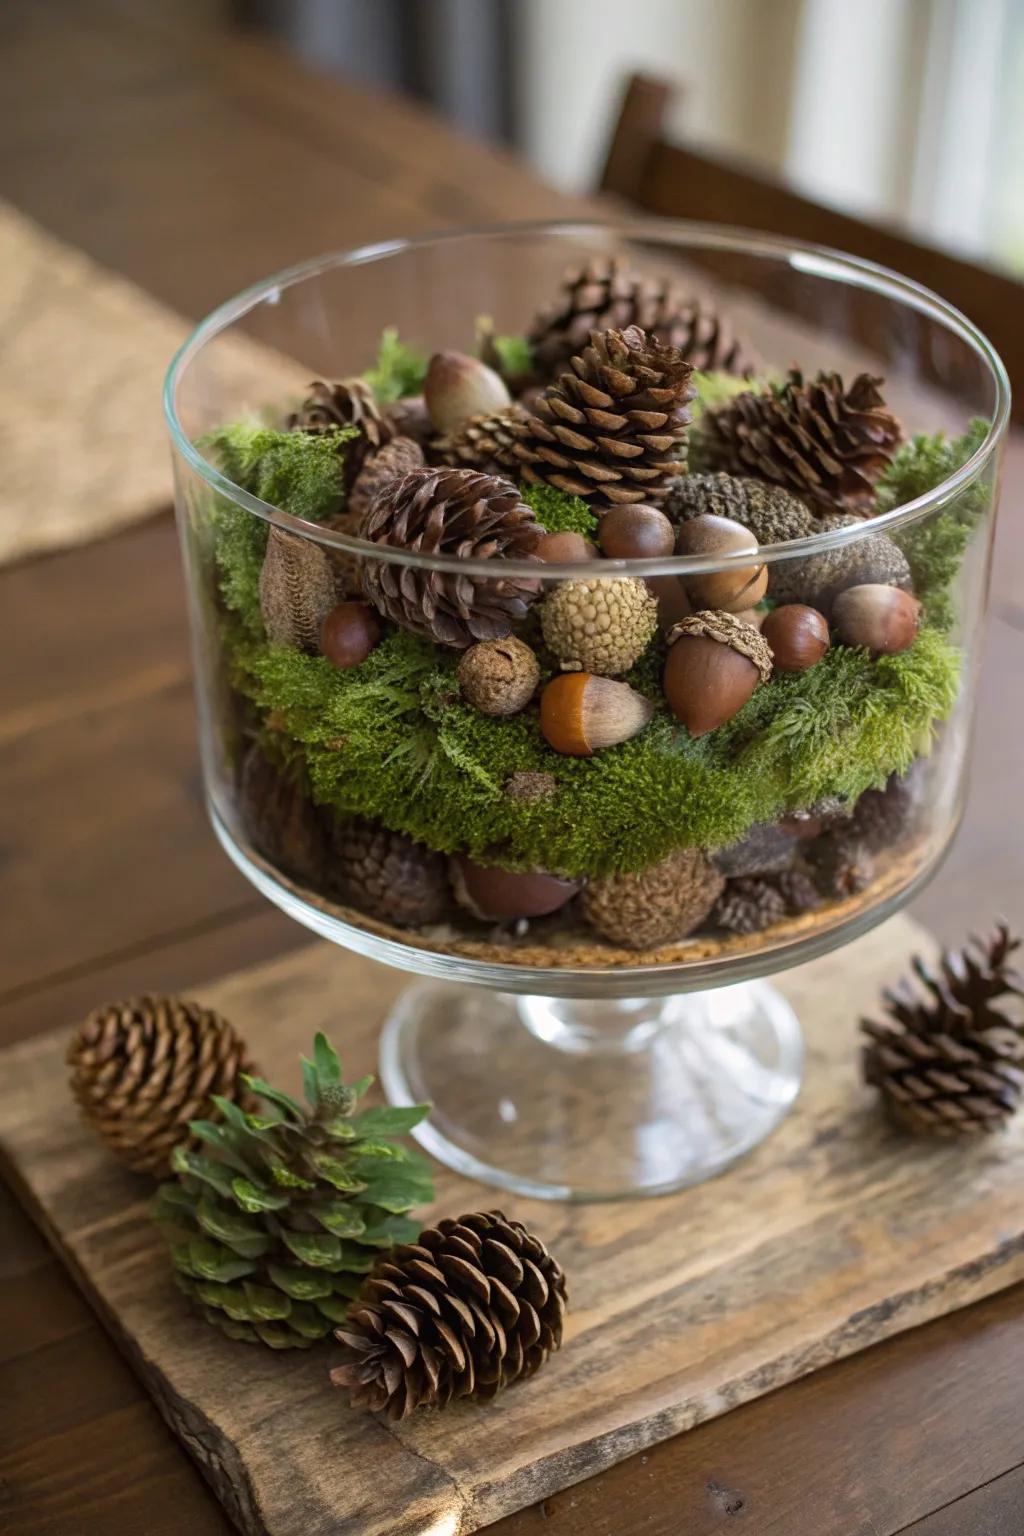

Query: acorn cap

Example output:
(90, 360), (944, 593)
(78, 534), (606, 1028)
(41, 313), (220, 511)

(457, 636), (540, 716)
(667, 609), (773, 684)
(583, 848), (724, 949)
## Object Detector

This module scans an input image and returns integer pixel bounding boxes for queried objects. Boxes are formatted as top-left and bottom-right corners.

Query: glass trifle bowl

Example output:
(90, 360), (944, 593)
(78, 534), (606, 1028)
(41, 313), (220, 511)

(165, 221), (1008, 1201)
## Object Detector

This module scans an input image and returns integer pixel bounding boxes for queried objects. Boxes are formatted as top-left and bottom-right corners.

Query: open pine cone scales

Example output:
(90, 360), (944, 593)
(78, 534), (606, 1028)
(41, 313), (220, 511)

(506, 324), (695, 510)
(331, 1210), (567, 1419)
(861, 924), (1024, 1136)
(527, 257), (756, 379)
(698, 370), (903, 516)
(359, 467), (541, 647)
(68, 996), (257, 1176)
(288, 377), (393, 485)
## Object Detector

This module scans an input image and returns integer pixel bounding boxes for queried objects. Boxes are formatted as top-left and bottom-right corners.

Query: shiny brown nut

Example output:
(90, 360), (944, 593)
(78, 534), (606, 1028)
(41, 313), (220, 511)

(761, 604), (830, 673)
(832, 583), (921, 655)
(319, 601), (382, 669)
(676, 513), (768, 612)
(539, 673), (654, 757)
(451, 856), (579, 919)
(598, 504), (676, 559)
(423, 350), (511, 433)
(532, 530), (600, 563)
(664, 634), (761, 736)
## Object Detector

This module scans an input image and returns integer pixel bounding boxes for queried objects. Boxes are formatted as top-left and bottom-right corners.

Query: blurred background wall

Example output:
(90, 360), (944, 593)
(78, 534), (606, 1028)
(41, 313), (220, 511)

(238, 0), (1024, 275)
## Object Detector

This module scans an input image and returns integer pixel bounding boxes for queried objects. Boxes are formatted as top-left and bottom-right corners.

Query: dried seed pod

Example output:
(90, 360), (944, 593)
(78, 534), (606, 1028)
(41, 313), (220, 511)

(319, 601), (382, 670)
(457, 636), (540, 716)
(504, 771), (558, 802)
(583, 848), (724, 949)
(760, 604), (830, 674)
(259, 527), (338, 651)
(664, 610), (772, 737)
(597, 504), (676, 559)
(675, 513), (768, 612)
(539, 673), (654, 756)
(424, 350), (511, 434)
(451, 856), (579, 920)
(540, 576), (658, 676)
(833, 584), (921, 655)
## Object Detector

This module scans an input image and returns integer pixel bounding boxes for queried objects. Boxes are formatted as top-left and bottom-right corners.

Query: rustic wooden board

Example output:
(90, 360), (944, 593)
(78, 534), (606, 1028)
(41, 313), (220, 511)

(3, 915), (1024, 1536)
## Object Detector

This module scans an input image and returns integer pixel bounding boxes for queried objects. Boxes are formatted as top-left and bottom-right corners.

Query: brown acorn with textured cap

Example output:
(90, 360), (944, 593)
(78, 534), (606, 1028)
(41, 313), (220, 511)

(697, 371), (903, 516)
(331, 1209), (567, 1418)
(541, 576), (658, 675)
(675, 513), (768, 612)
(540, 673), (654, 756)
(527, 256), (756, 379)
(664, 610), (773, 736)
(334, 821), (450, 928)
(583, 849), (724, 949)
(451, 857), (579, 920)
(68, 996), (257, 1177)
(503, 324), (696, 509)
(458, 636), (540, 716)
(359, 467), (541, 648)
(288, 377), (392, 486)
(861, 923), (1024, 1136)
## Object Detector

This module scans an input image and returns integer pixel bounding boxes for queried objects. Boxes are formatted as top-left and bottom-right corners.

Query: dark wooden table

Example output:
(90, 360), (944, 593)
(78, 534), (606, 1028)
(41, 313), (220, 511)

(2, 4), (1024, 1533)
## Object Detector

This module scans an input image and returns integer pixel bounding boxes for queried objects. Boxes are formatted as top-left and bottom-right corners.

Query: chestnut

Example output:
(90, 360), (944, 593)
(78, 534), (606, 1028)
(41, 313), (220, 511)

(761, 604), (830, 673)
(451, 856), (579, 920)
(675, 514), (768, 612)
(319, 601), (382, 669)
(833, 584), (921, 656)
(532, 529), (600, 563)
(598, 504), (676, 560)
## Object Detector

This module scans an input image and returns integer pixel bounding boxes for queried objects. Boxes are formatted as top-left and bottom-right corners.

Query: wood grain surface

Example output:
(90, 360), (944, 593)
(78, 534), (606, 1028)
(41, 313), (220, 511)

(3, 2), (1024, 1533)
(4, 918), (1024, 1536)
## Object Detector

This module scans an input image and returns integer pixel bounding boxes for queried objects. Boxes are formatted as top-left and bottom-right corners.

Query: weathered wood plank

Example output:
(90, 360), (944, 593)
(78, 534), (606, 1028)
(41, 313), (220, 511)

(4, 916), (1024, 1535)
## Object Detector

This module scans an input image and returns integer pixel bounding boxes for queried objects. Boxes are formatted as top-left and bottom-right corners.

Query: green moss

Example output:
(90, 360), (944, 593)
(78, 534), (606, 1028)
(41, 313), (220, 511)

(486, 331), (533, 378)
(222, 615), (960, 880)
(200, 421), (356, 524)
(520, 484), (599, 537)
(362, 328), (428, 404)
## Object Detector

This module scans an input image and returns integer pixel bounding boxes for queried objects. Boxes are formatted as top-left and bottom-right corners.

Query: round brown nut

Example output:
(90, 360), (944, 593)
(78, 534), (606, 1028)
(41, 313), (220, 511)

(676, 514), (768, 612)
(761, 604), (830, 673)
(451, 856), (579, 920)
(319, 601), (382, 669)
(532, 530), (600, 563)
(457, 636), (540, 716)
(598, 504), (676, 559)
(832, 584), (921, 656)
(663, 611), (773, 737)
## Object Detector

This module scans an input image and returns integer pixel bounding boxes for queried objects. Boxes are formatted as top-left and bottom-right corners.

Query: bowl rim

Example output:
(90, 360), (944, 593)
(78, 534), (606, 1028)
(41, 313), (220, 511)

(163, 218), (1011, 582)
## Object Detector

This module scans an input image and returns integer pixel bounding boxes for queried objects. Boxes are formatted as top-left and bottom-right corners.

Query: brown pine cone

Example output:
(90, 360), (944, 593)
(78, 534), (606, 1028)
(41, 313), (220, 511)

(359, 466), (541, 648)
(810, 832), (875, 899)
(861, 923), (1024, 1136)
(347, 436), (425, 523)
(775, 867), (822, 915)
(697, 371), (903, 517)
(288, 378), (393, 486)
(238, 745), (327, 887)
(504, 325), (696, 511)
(850, 774), (917, 853)
(712, 877), (788, 935)
(333, 821), (450, 928)
(68, 997), (257, 1176)
(527, 257), (756, 379)
(330, 1210), (567, 1419)
(432, 403), (530, 475)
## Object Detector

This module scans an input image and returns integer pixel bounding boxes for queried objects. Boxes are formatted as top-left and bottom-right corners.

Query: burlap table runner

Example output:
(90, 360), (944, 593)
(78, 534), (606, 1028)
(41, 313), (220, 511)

(0, 202), (305, 565)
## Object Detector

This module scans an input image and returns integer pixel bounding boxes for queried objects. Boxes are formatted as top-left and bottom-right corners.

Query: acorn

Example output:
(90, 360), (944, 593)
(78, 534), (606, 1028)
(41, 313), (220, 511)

(833, 584), (921, 655)
(540, 673), (654, 757)
(424, 350), (511, 434)
(597, 504), (676, 560)
(320, 601), (382, 669)
(533, 530), (600, 563)
(664, 610), (773, 737)
(450, 856), (579, 920)
(457, 636), (540, 716)
(540, 576), (658, 676)
(760, 604), (830, 674)
(675, 514), (768, 612)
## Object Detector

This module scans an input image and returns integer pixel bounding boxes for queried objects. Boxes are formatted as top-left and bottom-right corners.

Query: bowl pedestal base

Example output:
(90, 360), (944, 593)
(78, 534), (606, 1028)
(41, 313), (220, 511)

(379, 979), (804, 1201)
